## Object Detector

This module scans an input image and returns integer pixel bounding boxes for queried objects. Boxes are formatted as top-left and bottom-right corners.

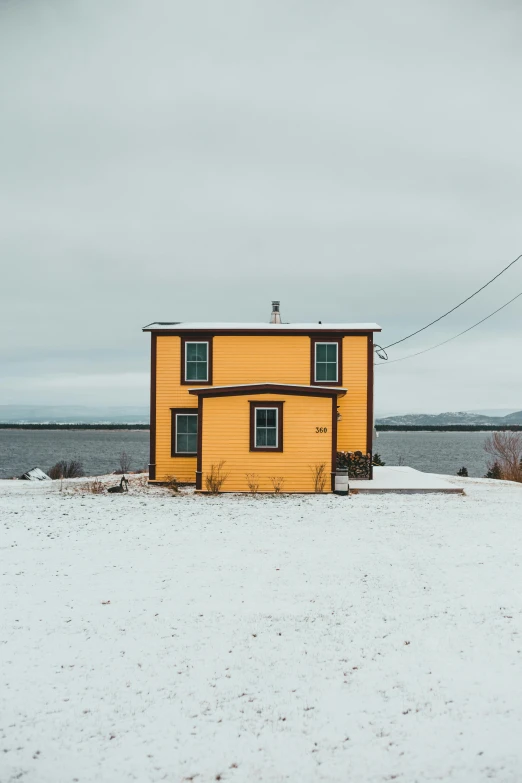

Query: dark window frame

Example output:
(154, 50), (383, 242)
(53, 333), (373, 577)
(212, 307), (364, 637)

(310, 336), (343, 386)
(180, 335), (213, 385)
(249, 401), (284, 452)
(171, 408), (199, 457)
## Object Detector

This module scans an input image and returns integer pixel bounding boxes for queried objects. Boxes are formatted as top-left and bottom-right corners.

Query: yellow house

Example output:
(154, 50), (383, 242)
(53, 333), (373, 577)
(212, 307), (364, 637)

(143, 302), (381, 493)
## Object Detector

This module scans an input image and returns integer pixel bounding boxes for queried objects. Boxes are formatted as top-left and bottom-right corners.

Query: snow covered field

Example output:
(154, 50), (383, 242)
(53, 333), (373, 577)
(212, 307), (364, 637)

(1, 475), (521, 783)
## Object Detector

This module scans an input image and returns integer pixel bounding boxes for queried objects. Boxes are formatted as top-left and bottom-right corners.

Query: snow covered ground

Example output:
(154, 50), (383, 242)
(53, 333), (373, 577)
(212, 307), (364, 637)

(1, 474), (521, 782)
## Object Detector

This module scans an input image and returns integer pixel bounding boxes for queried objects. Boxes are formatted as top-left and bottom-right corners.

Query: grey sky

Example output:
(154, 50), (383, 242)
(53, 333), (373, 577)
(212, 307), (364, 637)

(1, 0), (521, 414)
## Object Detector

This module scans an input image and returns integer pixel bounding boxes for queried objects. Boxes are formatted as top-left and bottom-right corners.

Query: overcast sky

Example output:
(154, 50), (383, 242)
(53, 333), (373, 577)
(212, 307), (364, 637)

(1, 0), (521, 414)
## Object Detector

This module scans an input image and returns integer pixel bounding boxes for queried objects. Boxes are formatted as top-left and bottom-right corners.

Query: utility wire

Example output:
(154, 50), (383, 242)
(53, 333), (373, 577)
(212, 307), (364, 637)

(381, 252), (522, 350)
(375, 289), (522, 366)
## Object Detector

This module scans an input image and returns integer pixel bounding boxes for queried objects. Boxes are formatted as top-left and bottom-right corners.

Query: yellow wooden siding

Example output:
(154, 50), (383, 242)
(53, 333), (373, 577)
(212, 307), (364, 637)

(154, 333), (370, 482)
(201, 393), (333, 492)
(338, 336), (369, 453)
(155, 335), (197, 482)
(213, 336), (310, 385)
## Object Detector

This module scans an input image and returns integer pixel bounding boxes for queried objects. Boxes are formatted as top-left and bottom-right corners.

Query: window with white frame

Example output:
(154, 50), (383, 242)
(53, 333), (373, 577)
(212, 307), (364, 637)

(255, 407), (278, 448)
(315, 342), (338, 382)
(175, 413), (198, 454)
(185, 342), (208, 382)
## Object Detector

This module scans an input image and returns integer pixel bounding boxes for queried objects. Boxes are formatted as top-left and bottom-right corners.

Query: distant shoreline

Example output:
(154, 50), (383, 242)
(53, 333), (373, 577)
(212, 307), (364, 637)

(1, 422), (521, 433)
(0, 423), (149, 430)
(376, 425), (522, 432)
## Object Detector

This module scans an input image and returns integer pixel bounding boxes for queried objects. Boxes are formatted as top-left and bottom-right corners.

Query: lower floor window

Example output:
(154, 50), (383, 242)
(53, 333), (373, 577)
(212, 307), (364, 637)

(256, 408), (278, 447)
(250, 401), (284, 452)
(171, 409), (198, 456)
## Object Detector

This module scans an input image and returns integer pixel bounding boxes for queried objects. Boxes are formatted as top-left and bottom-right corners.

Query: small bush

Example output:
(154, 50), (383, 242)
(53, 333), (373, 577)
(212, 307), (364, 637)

(484, 432), (522, 482)
(205, 461), (229, 494)
(310, 463), (327, 493)
(88, 478), (105, 494)
(163, 474), (179, 493)
(372, 452), (386, 466)
(72, 477), (105, 495)
(48, 459), (85, 479)
(269, 476), (285, 494)
(485, 461), (503, 480)
(118, 450), (132, 473)
(457, 466), (468, 477)
(245, 473), (260, 495)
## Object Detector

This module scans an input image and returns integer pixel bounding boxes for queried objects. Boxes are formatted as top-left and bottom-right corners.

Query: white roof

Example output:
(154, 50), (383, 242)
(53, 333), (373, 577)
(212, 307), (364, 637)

(143, 322), (381, 331)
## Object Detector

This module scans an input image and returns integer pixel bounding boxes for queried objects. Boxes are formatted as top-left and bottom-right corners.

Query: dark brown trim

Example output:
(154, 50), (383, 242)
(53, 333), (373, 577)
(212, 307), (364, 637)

(310, 337), (343, 387)
(249, 401), (284, 452)
(189, 383), (345, 399)
(149, 333), (157, 481)
(196, 490), (341, 495)
(170, 408), (199, 457)
(149, 480), (196, 487)
(180, 335), (213, 386)
(196, 396), (203, 490)
(197, 490), (339, 495)
(144, 328), (381, 336)
(367, 333), (374, 480)
(331, 397), (338, 491)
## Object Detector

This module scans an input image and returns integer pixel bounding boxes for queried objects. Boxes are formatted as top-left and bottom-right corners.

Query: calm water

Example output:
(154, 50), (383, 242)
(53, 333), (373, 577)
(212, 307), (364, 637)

(0, 429), (150, 479)
(375, 431), (491, 477)
(0, 428), (492, 479)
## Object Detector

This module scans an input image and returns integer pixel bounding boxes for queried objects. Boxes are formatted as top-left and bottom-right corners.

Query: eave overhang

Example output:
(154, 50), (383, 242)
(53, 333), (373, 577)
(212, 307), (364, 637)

(142, 323), (381, 335)
(188, 383), (347, 398)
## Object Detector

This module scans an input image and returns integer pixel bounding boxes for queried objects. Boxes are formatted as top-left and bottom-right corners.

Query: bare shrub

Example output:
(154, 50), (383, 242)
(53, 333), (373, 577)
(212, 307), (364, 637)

(48, 459), (85, 479)
(310, 462), (327, 493)
(269, 476), (285, 494)
(245, 473), (260, 495)
(484, 432), (522, 482)
(163, 474), (179, 493)
(118, 450), (132, 473)
(72, 477), (104, 494)
(205, 461), (229, 494)
(88, 478), (105, 494)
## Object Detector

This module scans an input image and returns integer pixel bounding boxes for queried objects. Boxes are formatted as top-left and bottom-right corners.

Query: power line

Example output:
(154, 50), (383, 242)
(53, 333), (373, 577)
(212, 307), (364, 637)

(381, 252), (522, 351)
(375, 289), (522, 366)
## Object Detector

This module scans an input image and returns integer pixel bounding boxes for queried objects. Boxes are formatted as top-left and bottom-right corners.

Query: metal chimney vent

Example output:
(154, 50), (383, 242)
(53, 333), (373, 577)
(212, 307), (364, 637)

(270, 300), (281, 324)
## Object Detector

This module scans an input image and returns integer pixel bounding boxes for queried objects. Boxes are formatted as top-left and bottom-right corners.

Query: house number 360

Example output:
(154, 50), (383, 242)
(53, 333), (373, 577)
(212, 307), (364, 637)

(316, 427), (328, 433)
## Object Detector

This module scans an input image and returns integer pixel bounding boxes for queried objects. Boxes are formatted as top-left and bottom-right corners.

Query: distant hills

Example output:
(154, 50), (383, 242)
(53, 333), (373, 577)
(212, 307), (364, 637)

(376, 410), (522, 426)
(0, 405), (149, 424)
(1, 404), (521, 428)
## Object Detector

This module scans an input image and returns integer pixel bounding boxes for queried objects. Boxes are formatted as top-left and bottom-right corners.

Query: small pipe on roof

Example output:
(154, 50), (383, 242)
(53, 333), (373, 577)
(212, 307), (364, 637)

(270, 301), (281, 324)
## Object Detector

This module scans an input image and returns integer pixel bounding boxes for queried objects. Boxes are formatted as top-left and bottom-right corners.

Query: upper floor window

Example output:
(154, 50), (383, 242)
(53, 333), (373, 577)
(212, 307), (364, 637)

(315, 342), (338, 382)
(181, 338), (213, 384)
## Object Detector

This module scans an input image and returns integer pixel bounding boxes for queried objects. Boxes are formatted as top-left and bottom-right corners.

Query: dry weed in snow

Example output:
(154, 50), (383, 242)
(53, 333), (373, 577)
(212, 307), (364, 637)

(1, 475), (522, 782)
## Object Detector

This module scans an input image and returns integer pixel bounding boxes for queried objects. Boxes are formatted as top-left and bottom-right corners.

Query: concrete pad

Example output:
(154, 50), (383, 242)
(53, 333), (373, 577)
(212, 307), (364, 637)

(350, 466), (464, 494)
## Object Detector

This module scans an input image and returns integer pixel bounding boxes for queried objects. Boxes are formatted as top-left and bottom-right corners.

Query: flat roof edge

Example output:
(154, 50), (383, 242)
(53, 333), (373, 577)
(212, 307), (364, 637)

(142, 325), (381, 333)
